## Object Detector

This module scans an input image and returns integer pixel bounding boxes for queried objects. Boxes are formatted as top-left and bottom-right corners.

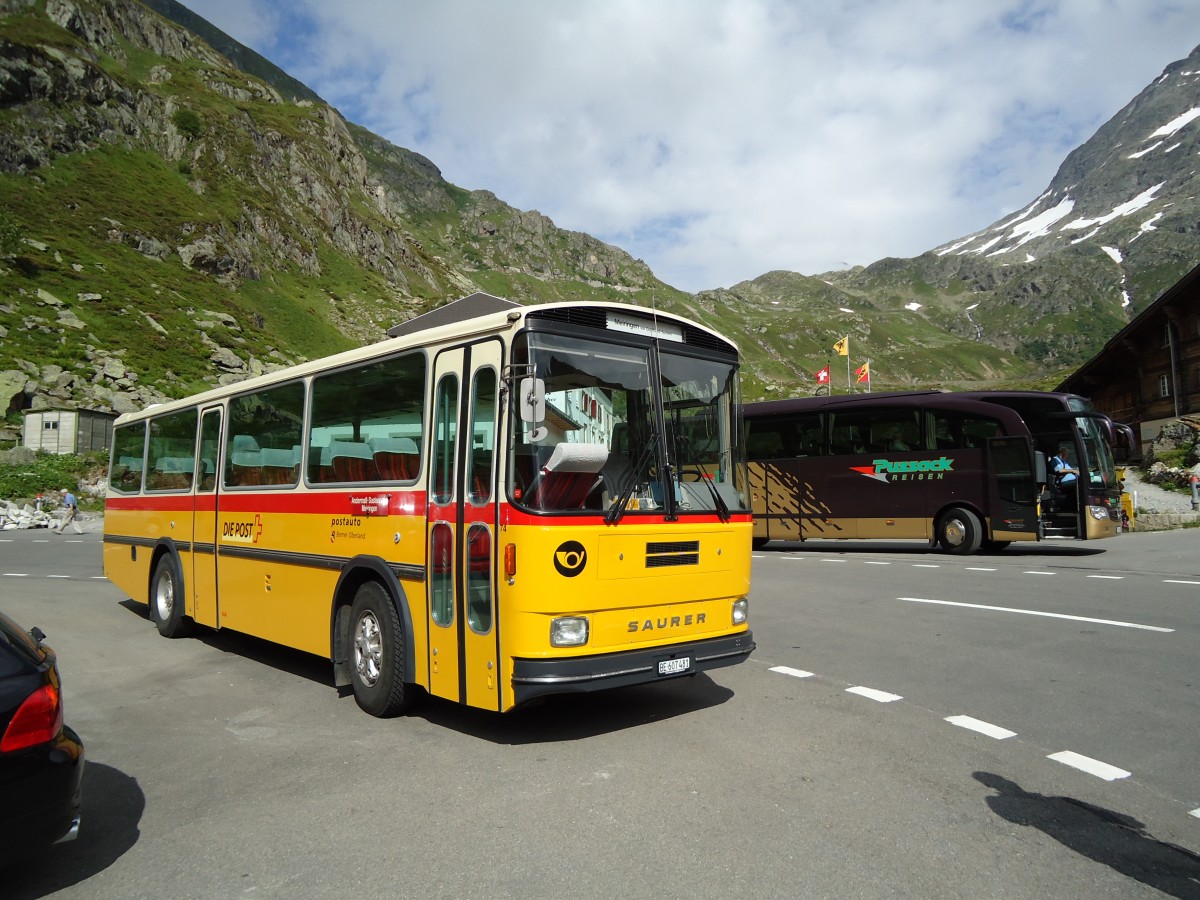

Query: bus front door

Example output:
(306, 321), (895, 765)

(985, 436), (1040, 542)
(192, 407), (222, 627)
(427, 343), (502, 711)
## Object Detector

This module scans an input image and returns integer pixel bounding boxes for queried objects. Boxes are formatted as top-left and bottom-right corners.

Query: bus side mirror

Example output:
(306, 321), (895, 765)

(1034, 451), (1047, 484)
(520, 377), (547, 443)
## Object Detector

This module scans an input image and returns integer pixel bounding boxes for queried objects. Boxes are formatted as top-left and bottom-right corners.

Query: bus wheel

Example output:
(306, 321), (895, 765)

(349, 582), (410, 718)
(938, 508), (983, 555)
(150, 554), (193, 638)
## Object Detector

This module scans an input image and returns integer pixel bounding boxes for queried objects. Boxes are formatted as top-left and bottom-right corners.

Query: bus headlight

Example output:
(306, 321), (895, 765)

(550, 616), (589, 647)
(732, 598), (748, 625)
(1088, 506), (1110, 521)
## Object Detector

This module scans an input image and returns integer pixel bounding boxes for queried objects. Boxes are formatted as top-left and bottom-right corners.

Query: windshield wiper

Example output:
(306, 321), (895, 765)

(605, 435), (657, 525)
(694, 465), (731, 522)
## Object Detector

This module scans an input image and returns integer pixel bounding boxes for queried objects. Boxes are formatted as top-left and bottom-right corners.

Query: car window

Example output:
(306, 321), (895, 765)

(0, 614), (41, 676)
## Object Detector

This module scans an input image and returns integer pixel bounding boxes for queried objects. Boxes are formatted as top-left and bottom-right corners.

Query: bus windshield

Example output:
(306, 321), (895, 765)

(511, 331), (746, 515)
(1070, 401), (1119, 488)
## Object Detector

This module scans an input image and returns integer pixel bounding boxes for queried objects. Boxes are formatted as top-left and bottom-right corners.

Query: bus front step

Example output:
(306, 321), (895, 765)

(1043, 526), (1078, 538)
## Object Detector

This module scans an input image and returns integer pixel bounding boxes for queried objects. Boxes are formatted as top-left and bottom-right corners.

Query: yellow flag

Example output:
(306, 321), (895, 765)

(834, 336), (848, 356)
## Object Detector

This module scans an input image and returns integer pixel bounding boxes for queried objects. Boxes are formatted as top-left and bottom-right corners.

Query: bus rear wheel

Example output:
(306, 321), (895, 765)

(150, 554), (193, 638)
(349, 581), (410, 718)
(938, 507), (983, 555)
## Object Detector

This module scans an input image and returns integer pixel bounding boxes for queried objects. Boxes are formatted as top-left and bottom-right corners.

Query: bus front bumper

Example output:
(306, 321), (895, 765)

(511, 631), (755, 705)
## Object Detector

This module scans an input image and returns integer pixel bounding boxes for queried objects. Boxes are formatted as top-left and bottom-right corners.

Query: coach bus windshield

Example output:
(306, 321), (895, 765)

(1069, 402), (1119, 488)
(510, 331), (745, 516)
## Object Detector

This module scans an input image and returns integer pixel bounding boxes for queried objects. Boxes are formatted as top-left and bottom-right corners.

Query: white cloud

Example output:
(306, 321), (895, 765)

(179, 0), (1200, 293)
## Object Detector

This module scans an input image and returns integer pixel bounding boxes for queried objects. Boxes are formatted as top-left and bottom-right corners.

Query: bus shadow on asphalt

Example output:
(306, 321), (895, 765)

(118, 599), (335, 687)
(974, 771), (1200, 897)
(116, 597), (734, 741)
(3, 762), (145, 900)
(414, 674), (735, 744)
(759, 540), (1108, 558)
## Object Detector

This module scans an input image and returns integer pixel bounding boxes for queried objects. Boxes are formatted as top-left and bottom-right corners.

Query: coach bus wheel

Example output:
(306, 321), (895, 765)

(349, 582), (410, 717)
(150, 554), (193, 638)
(937, 507), (983, 555)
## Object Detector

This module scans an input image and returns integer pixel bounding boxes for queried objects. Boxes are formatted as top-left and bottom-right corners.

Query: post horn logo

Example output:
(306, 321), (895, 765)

(554, 541), (587, 577)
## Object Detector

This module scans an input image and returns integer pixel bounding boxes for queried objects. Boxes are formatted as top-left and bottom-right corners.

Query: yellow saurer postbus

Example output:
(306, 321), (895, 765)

(103, 294), (754, 716)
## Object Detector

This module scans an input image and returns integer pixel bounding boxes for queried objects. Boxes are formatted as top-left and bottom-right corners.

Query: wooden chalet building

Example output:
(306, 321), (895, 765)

(1058, 262), (1200, 458)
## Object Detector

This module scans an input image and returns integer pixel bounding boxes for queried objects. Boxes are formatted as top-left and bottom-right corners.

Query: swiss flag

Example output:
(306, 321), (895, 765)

(814, 366), (830, 383)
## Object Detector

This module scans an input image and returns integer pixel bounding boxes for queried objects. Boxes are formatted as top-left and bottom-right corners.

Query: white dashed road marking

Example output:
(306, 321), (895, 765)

(769, 666), (814, 679)
(1086, 575), (1124, 580)
(945, 715), (1017, 740)
(1048, 751), (1131, 781)
(846, 686), (903, 703)
(897, 597), (1174, 632)
(1164, 579), (1200, 586)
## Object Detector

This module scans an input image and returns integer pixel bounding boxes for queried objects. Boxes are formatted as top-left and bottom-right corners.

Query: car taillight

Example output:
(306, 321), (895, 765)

(1, 683), (63, 753)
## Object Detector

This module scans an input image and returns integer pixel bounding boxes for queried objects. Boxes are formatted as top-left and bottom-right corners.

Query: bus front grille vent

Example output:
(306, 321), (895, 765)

(645, 540), (700, 568)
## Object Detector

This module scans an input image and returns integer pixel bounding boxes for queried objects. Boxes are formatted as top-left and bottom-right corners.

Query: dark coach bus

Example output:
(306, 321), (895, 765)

(742, 390), (1125, 554)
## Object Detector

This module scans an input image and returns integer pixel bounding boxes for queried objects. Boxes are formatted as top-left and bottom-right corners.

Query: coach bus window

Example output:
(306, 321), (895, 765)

(147, 408), (198, 492)
(226, 382), (304, 488)
(931, 411), (1005, 450)
(309, 353), (426, 484)
(110, 422), (147, 494)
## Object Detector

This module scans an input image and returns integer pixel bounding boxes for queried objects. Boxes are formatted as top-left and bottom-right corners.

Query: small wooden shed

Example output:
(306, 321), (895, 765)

(22, 408), (117, 455)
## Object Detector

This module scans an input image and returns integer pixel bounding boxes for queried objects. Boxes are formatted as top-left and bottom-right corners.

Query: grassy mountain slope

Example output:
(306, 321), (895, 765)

(0, 1), (1196, 425)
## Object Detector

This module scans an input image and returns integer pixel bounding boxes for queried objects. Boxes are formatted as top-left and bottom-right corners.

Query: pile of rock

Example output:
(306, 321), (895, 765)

(0, 500), (60, 530)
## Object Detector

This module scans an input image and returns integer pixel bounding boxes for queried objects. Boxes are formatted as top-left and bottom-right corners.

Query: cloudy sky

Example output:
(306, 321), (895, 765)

(180, 0), (1199, 293)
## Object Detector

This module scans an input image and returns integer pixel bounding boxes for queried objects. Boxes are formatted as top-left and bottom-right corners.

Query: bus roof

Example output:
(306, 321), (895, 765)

(113, 294), (735, 425)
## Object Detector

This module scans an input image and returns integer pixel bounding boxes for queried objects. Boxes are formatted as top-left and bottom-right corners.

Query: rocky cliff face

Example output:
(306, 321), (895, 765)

(0, 0), (674, 422)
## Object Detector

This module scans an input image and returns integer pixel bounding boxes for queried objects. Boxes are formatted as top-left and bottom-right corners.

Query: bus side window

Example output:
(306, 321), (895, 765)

(225, 382), (304, 489)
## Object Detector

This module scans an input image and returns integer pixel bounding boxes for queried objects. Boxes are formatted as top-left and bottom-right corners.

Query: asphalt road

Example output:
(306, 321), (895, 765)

(1, 527), (1198, 898)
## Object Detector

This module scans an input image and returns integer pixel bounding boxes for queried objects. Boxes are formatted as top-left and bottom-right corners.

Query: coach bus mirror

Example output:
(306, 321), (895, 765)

(520, 377), (547, 443)
(1034, 451), (1047, 484)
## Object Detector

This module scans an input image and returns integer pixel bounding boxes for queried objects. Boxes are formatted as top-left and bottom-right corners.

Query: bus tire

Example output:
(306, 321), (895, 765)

(150, 553), (193, 638)
(937, 507), (983, 555)
(349, 581), (410, 718)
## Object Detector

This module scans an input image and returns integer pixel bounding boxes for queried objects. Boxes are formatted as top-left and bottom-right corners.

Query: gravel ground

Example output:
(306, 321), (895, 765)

(1121, 467), (1199, 514)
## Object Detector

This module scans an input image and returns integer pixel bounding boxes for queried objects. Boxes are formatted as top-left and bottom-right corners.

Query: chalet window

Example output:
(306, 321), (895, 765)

(43, 421), (58, 430)
(1159, 374), (1171, 398)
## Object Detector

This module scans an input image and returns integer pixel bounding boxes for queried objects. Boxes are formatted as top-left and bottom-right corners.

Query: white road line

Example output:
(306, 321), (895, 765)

(1190, 808), (1200, 820)
(945, 715), (1016, 740)
(965, 567), (996, 571)
(1022, 571), (1057, 576)
(863, 561), (891, 565)
(769, 666), (815, 679)
(1086, 575), (1124, 580)
(1164, 579), (1200, 586)
(847, 686), (902, 703)
(90, 576), (108, 580)
(1048, 751), (1131, 781)
(2, 573), (29, 577)
(897, 597), (1173, 632)
(913, 564), (940, 568)
(820, 559), (847, 563)
(46, 575), (71, 579)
